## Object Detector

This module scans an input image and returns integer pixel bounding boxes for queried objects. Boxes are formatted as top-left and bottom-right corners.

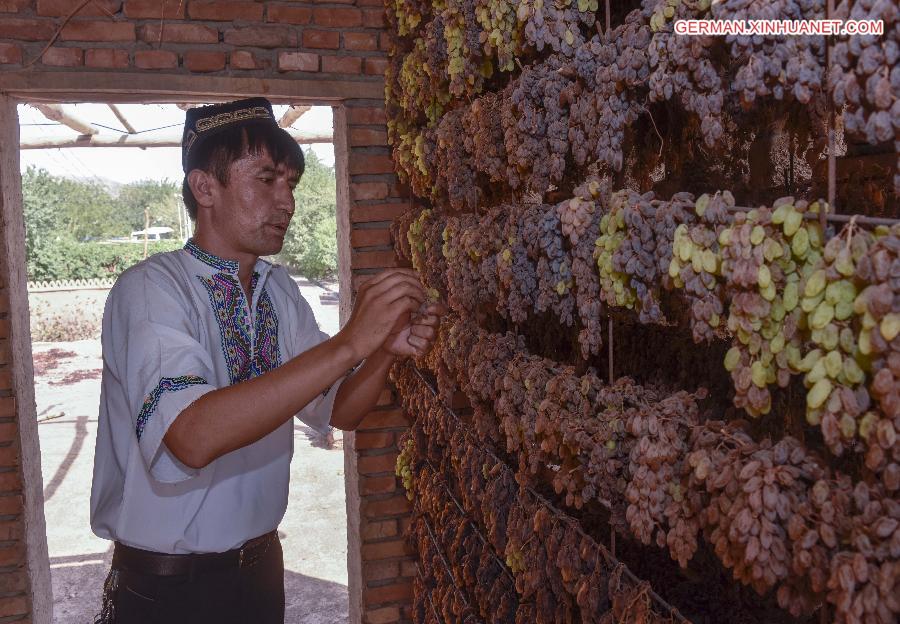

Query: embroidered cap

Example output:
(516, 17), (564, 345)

(181, 97), (285, 172)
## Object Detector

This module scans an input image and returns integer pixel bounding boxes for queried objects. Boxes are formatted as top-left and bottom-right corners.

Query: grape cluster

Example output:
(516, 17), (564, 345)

(799, 228), (871, 455)
(517, 0), (596, 56)
(855, 224), (900, 488)
(396, 434), (417, 501)
(832, 0), (900, 190)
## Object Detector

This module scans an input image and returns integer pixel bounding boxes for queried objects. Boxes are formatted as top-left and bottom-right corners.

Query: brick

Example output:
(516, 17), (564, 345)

(0, 594), (27, 618)
(188, 0), (263, 21)
(0, 0), (29, 12)
(357, 431), (395, 449)
(400, 560), (416, 578)
(361, 519), (398, 542)
(365, 57), (388, 76)
(363, 559), (399, 582)
(0, 423), (17, 445)
(0, 398), (14, 419)
(322, 55), (360, 74)
(351, 228), (391, 249)
(61, 20), (135, 41)
(344, 32), (377, 51)
(0, 369), (12, 390)
(0, 471), (20, 492)
(313, 6), (361, 27)
(379, 32), (390, 51)
(365, 605), (400, 624)
(351, 182), (388, 201)
(363, 580), (413, 606)
(134, 49), (178, 69)
(224, 25), (297, 48)
(349, 202), (407, 224)
(0, 568), (26, 593)
(0, 319), (6, 339)
(350, 127), (387, 147)
(357, 0), (383, 5)
(361, 475), (397, 496)
(357, 452), (396, 475)
(302, 29), (339, 49)
(361, 7), (385, 28)
(363, 495), (410, 519)
(124, 0), (186, 18)
(267, 4), (310, 24)
(277, 51), (318, 72)
(350, 154), (393, 176)
(138, 23), (218, 44)
(184, 50), (225, 72)
(85, 47), (128, 68)
(230, 49), (266, 70)
(361, 539), (408, 561)
(38, 0), (121, 16)
(0, 19), (56, 41)
(0, 43), (20, 64)
(40, 46), (83, 66)
(0, 495), (22, 515)
(353, 250), (401, 270)
(358, 409), (409, 429)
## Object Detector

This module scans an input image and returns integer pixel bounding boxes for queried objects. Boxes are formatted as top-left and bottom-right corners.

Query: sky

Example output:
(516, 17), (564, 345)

(18, 103), (335, 186)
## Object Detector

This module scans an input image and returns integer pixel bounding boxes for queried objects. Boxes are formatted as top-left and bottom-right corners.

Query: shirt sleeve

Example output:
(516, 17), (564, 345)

(105, 267), (217, 483)
(289, 285), (353, 436)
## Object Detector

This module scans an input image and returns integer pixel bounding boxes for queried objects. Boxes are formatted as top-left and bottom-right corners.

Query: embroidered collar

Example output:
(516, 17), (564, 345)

(184, 239), (240, 273)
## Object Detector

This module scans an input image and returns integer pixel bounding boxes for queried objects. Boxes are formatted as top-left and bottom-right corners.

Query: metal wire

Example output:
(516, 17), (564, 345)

(416, 564), (446, 624)
(420, 458), (518, 585)
(420, 514), (486, 624)
(409, 365), (691, 624)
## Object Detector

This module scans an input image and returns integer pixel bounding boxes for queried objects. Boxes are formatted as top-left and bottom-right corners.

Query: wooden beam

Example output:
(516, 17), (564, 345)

(21, 128), (333, 149)
(0, 71), (384, 103)
(107, 103), (137, 133)
(279, 105), (311, 128)
(30, 103), (98, 135)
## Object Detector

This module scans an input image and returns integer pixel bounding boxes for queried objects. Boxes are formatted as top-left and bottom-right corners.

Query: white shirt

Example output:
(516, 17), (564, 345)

(90, 240), (343, 554)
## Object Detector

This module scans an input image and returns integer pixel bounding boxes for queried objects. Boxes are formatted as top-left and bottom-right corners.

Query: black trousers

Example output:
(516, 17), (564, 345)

(107, 537), (285, 624)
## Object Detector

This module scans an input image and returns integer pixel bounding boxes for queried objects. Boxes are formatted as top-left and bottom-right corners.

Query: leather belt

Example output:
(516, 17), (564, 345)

(112, 530), (276, 577)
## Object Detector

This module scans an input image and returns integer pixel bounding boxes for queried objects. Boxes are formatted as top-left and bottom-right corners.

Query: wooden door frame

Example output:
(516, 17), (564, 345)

(0, 70), (379, 622)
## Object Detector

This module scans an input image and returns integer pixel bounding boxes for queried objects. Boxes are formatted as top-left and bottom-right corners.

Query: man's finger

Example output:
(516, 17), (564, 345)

(365, 268), (420, 290)
(383, 284), (426, 307)
(410, 324), (436, 340)
(367, 273), (425, 301)
(407, 335), (429, 350)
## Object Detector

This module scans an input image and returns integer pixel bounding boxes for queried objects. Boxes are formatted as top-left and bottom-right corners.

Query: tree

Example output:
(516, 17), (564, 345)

(278, 149), (338, 281)
(116, 179), (182, 234)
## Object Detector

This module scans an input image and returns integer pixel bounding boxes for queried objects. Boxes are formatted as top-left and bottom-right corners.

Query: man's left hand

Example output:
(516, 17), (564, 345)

(380, 302), (447, 358)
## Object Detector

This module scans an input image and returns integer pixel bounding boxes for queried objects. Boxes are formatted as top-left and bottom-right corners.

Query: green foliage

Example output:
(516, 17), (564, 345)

(278, 150), (338, 281)
(26, 239), (182, 282)
(22, 166), (184, 281)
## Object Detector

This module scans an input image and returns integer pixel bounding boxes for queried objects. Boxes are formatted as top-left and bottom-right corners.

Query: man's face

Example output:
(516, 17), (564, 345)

(211, 147), (300, 258)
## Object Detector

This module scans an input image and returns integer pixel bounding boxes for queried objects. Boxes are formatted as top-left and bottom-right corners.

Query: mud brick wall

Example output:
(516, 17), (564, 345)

(0, 1), (412, 622)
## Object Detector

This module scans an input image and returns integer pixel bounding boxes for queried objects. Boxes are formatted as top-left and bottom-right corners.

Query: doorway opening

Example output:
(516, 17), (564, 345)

(17, 100), (350, 623)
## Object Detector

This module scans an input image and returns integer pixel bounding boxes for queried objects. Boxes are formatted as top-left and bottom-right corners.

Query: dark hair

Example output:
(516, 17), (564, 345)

(182, 123), (305, 220)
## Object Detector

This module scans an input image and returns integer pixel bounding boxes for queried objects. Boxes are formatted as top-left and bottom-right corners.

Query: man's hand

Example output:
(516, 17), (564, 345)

(381, 301), (447, 358)
(338, 269), (427, 361)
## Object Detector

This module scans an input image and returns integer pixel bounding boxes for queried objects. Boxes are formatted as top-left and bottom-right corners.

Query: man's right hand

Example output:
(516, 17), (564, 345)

(339, 269), (426, 361)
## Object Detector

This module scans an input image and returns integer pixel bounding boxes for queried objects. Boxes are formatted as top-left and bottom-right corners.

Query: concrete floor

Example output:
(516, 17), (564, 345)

(33, 280), (347, 623)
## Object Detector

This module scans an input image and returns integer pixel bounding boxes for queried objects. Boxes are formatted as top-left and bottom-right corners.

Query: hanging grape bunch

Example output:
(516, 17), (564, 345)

(596, 190), (640, 311)
(516, 0), (596, 57)
(496, 203), (539, 324)
(719, 199), (825, 417)
(566, 178), (606, 357)
(855, 224), (900, 489)
(474, 0), (520, 73)
(798, 227), (873, 456)
(669, 190), (733, 343)
(830, 0), (899, 190)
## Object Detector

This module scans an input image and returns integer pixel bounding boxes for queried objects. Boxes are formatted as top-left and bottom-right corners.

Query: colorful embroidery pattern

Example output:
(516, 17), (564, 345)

(136, 375), (208, 440)
(184, 239), (239, 273)
(198, 271), (281, 385)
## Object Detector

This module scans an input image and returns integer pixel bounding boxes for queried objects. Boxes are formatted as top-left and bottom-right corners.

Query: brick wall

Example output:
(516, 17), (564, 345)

(0, 2), (411, 622)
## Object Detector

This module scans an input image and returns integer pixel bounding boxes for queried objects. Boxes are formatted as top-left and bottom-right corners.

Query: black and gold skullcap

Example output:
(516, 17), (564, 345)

(181, 97), (282, 172)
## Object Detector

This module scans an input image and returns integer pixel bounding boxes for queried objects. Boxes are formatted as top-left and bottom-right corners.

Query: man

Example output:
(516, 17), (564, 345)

(90, 98), (444, 623)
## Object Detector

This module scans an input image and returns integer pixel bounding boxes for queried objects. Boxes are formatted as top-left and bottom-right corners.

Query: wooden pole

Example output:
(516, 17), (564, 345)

(143, 207), (149, 260)
(21, 129), (333, 149)
(107, 103), (137, 134)
(30, 103), (98, 136)
(278, 105), (311, 128)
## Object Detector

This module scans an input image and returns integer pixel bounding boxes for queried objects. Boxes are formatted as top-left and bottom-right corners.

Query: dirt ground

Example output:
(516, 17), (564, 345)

(33, 281), (348, 623)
